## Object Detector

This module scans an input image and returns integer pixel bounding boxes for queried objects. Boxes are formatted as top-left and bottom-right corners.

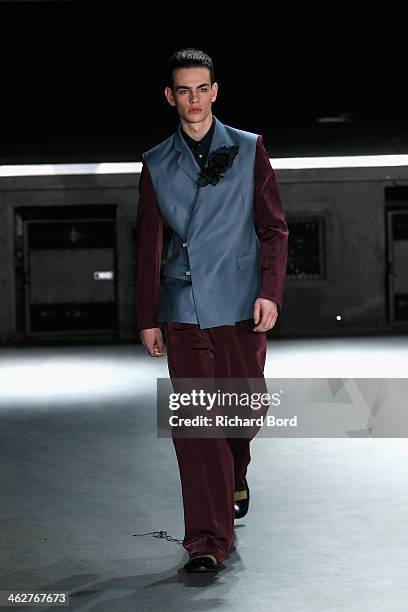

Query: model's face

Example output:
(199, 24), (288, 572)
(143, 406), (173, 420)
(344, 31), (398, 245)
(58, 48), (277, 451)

(164, 67), (218, 122)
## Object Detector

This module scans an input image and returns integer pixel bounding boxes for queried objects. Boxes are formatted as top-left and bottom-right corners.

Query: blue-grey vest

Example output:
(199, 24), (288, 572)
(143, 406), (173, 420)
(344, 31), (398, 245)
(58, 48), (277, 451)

(143, 115), (260, 329)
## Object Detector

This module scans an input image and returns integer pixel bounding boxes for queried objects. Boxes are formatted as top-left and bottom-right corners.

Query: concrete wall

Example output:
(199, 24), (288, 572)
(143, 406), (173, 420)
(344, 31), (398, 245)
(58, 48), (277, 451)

(0, 173), (139, 343)
(0, 165), (407, 343)
(276, 166), (408, 336)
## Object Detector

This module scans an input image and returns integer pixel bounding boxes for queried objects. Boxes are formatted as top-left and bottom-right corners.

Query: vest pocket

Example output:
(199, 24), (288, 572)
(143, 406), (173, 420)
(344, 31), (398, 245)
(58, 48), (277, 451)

(237, 251), (257, 271)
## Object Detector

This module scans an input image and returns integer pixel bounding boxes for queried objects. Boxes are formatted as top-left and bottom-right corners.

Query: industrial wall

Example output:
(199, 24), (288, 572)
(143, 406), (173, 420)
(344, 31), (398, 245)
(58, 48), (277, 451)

(0, 164), (407, 343)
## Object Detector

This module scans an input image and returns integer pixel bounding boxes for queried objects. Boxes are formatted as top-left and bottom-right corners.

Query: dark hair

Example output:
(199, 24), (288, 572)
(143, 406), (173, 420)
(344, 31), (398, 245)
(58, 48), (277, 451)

(165, 48), (215, 90)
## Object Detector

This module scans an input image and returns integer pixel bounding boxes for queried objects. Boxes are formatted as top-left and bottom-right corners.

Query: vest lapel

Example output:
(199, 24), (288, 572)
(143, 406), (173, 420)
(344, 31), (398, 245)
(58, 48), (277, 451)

(174, 127), (201, 183)
(173, 115), (232, 184)
(171, 115), (237, 241)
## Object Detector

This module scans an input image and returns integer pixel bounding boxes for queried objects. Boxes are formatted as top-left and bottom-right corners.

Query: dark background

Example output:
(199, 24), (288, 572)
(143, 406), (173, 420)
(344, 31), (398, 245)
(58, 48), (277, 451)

(1, 0), (406, 163)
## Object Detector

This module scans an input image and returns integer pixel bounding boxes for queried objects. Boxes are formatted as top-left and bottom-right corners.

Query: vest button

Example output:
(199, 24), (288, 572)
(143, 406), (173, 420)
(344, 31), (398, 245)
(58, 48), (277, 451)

(185, 271), (191, 276)
(182, 242), (188, 247)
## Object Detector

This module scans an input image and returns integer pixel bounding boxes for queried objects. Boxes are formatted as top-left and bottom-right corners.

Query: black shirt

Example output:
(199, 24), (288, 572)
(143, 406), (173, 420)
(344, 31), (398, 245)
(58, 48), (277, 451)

(180, 116), (215, 170)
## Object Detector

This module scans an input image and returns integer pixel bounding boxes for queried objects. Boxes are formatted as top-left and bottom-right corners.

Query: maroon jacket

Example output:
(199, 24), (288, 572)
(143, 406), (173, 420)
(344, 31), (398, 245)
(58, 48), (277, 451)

(134, 134), (289, 330)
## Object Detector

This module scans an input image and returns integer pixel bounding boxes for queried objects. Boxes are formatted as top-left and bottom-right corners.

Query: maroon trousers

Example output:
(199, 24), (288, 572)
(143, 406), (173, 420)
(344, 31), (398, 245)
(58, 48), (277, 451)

(164, 318), (267, 562)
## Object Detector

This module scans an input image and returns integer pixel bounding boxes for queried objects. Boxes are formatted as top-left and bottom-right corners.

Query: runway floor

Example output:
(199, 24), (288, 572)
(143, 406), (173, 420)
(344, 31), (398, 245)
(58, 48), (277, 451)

(1, 335), (408, 611)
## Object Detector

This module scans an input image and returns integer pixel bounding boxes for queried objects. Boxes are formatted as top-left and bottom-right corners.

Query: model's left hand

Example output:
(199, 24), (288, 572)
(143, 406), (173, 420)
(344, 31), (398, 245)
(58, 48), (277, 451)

(253, 298), (278, 332)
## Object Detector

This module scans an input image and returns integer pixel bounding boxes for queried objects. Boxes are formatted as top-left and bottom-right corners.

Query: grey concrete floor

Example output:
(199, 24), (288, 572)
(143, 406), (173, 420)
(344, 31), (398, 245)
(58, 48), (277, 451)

(1, 336), (408, 611)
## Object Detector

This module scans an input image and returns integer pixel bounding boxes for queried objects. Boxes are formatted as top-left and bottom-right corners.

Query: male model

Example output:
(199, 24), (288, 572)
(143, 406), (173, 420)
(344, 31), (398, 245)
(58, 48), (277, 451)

(134, 48), (288, 573)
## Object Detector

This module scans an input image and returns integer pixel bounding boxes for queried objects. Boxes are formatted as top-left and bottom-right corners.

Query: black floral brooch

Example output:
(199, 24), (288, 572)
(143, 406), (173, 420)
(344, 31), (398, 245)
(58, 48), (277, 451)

(197, 145), (240, 187)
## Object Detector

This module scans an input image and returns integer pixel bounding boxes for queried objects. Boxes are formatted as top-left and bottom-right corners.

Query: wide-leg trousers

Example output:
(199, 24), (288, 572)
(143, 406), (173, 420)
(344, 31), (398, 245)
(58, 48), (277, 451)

(164, 318), (267, 562)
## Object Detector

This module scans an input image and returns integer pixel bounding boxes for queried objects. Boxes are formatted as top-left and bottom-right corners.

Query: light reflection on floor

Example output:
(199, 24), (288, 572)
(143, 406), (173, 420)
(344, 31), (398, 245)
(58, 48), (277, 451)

(0, 336), (406, 407)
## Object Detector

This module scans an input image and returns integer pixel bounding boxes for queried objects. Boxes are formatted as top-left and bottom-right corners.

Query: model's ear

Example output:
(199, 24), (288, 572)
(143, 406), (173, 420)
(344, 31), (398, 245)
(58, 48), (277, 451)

(164, 86), (176, 107)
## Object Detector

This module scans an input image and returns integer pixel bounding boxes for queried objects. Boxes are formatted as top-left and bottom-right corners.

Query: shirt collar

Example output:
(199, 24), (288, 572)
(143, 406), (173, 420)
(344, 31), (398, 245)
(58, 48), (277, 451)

(180, 116), (215, 149)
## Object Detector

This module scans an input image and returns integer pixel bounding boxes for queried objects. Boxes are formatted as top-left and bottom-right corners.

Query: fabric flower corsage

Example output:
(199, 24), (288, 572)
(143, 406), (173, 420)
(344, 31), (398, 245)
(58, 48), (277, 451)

(197, 145), (240, 187)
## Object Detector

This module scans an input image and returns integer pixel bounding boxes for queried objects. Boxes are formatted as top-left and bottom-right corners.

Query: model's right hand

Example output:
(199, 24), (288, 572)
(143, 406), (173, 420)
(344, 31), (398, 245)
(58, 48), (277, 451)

(139, 327), (165, 357)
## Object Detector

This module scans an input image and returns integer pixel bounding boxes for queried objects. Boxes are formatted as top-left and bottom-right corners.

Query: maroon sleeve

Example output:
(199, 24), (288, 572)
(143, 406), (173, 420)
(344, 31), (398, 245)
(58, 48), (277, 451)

(253, 134), (289, 311)
(134, 154), (164, 330)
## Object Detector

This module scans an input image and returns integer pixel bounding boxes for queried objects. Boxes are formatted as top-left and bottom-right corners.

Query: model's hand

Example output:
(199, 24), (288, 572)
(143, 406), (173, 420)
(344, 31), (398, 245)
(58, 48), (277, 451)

(139, 327), (165, 357)
(253, 298), (278, 332)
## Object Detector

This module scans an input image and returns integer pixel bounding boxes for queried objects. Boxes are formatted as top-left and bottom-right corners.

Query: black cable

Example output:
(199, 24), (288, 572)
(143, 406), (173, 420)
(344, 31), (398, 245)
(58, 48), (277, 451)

(132, 529), (183, 545)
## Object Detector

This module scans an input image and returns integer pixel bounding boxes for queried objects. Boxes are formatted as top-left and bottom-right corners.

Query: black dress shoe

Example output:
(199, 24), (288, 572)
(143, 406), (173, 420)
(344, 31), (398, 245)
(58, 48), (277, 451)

(234, 477), (250, 519)
(184, 554), (223, 573)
